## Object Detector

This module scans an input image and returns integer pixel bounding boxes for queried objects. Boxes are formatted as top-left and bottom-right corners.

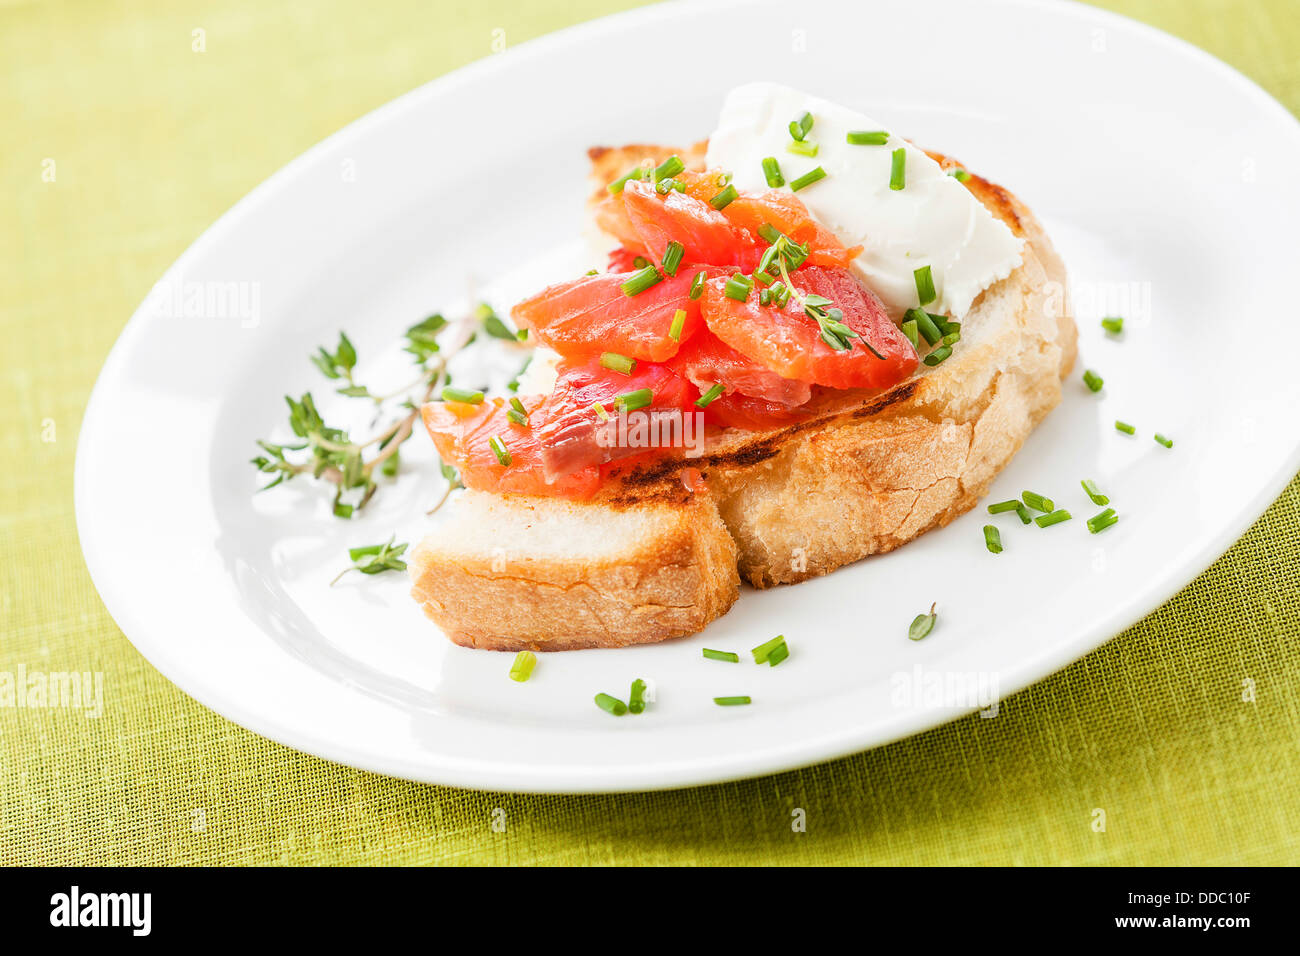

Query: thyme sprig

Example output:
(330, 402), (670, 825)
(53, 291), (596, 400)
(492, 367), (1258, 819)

(330, 536), (409, 586)
(251, 305), (493, 517)
(759, 228), (884, 358)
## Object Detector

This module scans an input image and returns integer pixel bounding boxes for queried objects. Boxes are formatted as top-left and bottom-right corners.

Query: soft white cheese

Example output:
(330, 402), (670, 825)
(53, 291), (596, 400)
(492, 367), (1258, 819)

(514, 346), (561, 396)
(705, 82), (1023, 319)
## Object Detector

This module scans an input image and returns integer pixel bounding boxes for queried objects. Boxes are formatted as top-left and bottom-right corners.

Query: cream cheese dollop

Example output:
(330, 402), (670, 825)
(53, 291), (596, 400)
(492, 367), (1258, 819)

(705, 82), (1023, 319)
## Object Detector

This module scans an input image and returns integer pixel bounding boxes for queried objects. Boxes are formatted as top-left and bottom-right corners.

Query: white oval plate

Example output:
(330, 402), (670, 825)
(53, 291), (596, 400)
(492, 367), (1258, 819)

(77, 0), (1300, 792)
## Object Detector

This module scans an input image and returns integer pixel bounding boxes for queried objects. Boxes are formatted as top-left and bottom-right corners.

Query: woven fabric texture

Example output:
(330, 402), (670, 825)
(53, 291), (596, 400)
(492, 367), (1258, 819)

(2, 0), (1297, 865)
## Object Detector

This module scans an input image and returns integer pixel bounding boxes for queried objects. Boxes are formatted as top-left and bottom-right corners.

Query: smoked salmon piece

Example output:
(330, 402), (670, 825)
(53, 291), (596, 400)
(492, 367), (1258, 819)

(535, 356), (699, 479)
(701, 266), (918, 391)
(622, 180), (758, 270)
(668, 329), (811, 407)
(421, 396), (601, 498)
(512, 267), (726, 363)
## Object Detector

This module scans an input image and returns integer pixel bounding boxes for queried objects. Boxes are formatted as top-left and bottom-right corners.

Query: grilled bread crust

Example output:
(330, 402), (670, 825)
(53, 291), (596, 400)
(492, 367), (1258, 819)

(409, 144), (1076, 649)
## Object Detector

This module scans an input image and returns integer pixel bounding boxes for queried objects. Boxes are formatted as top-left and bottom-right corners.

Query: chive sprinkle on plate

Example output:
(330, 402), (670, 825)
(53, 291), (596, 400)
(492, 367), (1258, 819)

(508, 651), (536, 683)
(1083, 369), (1104, 392)
(1115, 420), (1137, 435)
(751, 634), (789, 666)
(714, 696), (752, 706)
(594, 693), (627, 716)
(1155, 433), (1174, 449)
(1101, 316), (1124, 334)
(628, 678), (648, 714)
(702, 648), (739, 663)
(1087, 508), (1120, 534)
(1022, 490), (1054, 513)
(1081, 479), (1109, 506)
(1034, 509), (1073, 528)
(983, 525), (1003, 554)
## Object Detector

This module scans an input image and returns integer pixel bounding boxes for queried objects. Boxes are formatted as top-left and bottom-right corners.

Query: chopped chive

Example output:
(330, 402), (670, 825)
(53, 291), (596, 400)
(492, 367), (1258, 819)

(600, 352), (636, 375)
(703, 648), (740, 663)
(653, 155), (684, 183)
(489, 435), (512, 467)
(1083, 369), (1104, 392)
(508, 651), (536, 683)
(628, 678), (647, 714)
(983, 524), (1003, 554)
(584, 269), (599, 276)
(713, 696), (751, 706)
(723, 274), (753, 301)
(950, 168), (971, 183)
(936, 318), (961, 335)
(1154, 432), (1174, 449)
(941, 331), (961, 347)
(710, 184), (739, 210)
(506, 408), (529, 427)
(594, 693), (627, 716)
(607, 165), (646, 194)
(908, 603), (937, 641)
(889, 147), (906, 190)
(757, 223), (780, 244)
(1087, 508), (1119, 534)
(789, 166), (827, 191)
(1015, 503), (1033, 525)
(661, 240), (684, 277)
(1115, 420), (1136, 435)
(847, 130), (889, 145)
(788, 110), (813, 142)
(669, 308), (687, 342)
(688, 271), (706, 300)
(987, 499), (1022, 514)
(761, 156), (784, 187)
(1034, 509), (1072, 528)
(759, 288), (772, 306)
(901, 319), (919, 347)
(1101, 316), (1124, 334)
(592, 401), (610, 422)
(695, 383), (725, 409)
(787, 139), (819, 158)
(765, 642), (790, 667)
(913, 265), (936, 306)
(906, 308), (943, 346)
(615, 388), (653, 412)
(923, 345), (952, 366)
(1022, 490), (1054, 513)
(621, 265), (663, 296)
(751, 634), (787, 664)
(1081, 479), (1109, 506)
(441, 386), (484, 404)
(633, 255), (650, 269)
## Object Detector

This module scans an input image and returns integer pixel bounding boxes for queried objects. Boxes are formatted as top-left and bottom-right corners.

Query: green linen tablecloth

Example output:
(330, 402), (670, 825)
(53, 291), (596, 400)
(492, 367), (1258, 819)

(2, 0), (1297, 866)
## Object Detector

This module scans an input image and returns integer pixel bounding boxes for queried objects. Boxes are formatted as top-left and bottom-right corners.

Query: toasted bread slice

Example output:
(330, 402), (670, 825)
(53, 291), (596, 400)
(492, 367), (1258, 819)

(408, 490), (740, 650)
(409, 145), (1077, 649)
